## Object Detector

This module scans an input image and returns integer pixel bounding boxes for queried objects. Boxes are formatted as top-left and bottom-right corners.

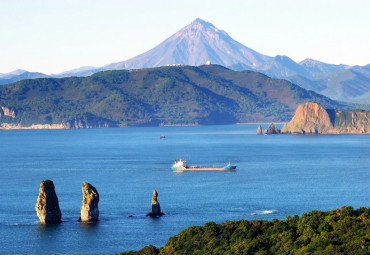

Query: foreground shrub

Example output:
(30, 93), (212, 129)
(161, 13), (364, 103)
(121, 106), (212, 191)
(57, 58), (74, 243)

(119, 206), (370, 255)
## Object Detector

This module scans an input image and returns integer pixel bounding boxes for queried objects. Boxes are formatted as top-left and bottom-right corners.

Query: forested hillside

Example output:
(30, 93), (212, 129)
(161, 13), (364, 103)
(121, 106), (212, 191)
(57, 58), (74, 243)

(120, 206), (370, 255)
(0, 65), (349, 128)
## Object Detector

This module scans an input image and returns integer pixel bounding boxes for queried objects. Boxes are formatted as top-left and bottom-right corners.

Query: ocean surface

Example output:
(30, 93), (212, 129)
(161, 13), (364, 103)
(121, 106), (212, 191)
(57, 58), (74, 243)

(0, 124), (369, 254)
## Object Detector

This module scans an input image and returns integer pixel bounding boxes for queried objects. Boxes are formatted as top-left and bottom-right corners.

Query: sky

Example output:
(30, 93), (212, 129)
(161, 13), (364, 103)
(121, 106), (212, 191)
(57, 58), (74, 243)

(1, 0), (370, 74)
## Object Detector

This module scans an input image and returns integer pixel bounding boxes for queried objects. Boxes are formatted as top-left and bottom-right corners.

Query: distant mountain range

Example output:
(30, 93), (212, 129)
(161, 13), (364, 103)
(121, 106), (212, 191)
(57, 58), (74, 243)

(0, 69), (49, 85)
(1, 18), (369, 104)
(0, 65), (350, 128)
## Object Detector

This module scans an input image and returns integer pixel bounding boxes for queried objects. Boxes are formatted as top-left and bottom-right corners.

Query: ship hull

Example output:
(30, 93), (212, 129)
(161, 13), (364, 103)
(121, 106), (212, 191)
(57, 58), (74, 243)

(172, 166), (236, 172)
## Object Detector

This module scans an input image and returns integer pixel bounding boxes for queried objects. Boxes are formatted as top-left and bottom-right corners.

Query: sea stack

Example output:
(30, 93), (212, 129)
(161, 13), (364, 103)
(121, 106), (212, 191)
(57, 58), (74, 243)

(265, 123), (280, 134)
(79, 182), (99, 222)
(146, 189), (164, 217)
(257, 125), (262, 135)
(35, 180), (62, 224)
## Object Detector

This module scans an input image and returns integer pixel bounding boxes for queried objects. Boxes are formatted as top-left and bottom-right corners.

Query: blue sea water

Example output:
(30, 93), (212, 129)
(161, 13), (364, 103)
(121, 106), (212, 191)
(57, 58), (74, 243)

(0, 124), (369, 254)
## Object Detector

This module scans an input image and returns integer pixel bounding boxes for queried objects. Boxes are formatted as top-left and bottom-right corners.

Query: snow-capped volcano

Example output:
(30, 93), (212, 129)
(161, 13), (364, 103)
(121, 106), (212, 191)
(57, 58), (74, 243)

(104, 18), (272, 70)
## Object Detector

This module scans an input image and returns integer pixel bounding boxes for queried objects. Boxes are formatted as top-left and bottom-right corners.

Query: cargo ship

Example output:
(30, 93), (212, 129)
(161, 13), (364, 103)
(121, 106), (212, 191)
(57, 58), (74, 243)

(171, 159), (236, 172)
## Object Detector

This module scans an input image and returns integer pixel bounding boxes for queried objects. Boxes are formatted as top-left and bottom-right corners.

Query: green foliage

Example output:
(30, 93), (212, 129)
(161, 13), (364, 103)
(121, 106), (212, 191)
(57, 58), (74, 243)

(119, 207), (370, 255)
(0, 65), (350, 127)
(119, 245), (159, 255)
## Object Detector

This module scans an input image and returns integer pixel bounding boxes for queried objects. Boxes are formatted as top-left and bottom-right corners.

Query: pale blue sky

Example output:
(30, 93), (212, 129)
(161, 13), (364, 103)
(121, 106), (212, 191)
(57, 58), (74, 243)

(1, 0), (369, 74)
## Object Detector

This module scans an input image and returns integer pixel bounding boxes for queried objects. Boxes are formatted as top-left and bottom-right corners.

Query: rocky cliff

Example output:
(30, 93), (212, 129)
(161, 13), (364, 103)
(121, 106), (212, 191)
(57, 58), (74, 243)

(0, 106), (16, 118)
(281, 102), (370, 134)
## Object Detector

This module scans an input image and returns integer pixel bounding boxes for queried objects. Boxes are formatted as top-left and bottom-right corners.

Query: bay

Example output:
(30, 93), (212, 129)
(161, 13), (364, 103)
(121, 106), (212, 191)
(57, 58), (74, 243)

(0, 124), (369, 254)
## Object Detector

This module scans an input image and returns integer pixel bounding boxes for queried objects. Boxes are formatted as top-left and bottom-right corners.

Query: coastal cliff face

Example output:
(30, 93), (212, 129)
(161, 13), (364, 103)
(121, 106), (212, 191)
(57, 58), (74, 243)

(333, 110), (370, 133)
(281, 102), (369, 134)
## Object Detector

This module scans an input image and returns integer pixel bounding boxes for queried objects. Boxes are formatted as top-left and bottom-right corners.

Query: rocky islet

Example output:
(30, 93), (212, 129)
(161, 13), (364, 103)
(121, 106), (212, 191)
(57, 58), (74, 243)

(264, 123), (280, 134)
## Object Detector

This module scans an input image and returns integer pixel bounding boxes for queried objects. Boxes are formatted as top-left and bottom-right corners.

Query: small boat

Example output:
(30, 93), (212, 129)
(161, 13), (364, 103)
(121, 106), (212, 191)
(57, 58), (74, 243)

(171, 159), (236, 172)
(160, 134), (166, 139)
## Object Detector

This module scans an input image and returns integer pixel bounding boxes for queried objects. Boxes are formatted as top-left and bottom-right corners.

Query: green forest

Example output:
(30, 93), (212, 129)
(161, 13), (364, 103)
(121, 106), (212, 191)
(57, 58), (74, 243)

(120, 206), (369, 255)
(0, 65), (350, 127)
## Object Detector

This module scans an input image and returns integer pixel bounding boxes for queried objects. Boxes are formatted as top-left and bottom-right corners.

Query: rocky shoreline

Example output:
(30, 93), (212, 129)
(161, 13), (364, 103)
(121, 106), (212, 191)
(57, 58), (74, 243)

(0, 120), (114, 130)
(0, 123), (67, 130)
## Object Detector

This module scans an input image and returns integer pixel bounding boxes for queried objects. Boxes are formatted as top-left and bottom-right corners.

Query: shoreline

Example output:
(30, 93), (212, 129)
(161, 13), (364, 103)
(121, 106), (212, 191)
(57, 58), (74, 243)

(0, 123), (67, 130)
(0, 122), (368, 134)
(236, 122), (286, 125)
(0, 122), (284, 130)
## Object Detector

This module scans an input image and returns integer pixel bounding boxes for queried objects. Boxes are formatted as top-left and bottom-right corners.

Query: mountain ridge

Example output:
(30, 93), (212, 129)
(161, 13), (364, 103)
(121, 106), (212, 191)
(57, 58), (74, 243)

(0, 71), (49, 85)
(0, 65), (352, 128)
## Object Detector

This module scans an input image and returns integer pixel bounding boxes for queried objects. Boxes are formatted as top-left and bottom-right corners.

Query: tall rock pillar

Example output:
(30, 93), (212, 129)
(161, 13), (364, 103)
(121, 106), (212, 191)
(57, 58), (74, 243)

(35, 180), (62, 224)
(79, 182), (99, 222)
(146, 189), (164, 217)
(257, 125), (262, 135)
